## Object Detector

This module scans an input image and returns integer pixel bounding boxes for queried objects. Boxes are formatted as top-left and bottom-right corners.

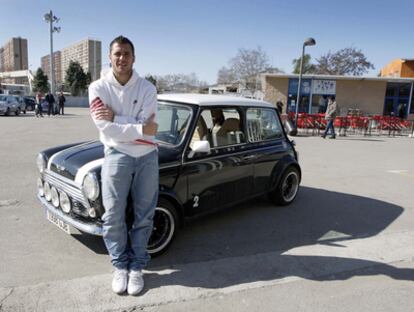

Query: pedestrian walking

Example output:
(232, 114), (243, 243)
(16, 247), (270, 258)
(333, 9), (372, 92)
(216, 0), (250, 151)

(276, 100), (283, 114)
(35, 92), (43, 117)
(89, 35), (158, 296)
(397, 103), (406, 120)
(58, 91), (66, 115)
(321, 95), (338, 139)
(45, 92), (56, 116)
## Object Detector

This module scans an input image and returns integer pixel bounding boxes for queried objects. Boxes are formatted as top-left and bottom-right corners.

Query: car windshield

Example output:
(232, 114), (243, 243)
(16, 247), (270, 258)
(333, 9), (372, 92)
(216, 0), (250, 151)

(156, 102), (192, 145)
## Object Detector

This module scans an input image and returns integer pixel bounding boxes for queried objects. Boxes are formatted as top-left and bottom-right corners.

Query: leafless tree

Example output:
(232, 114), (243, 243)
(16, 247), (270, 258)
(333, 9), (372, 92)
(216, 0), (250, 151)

(315, 47), (375, 76)
(217, 47), (272, 91)
(154, 73), (208, 93)
(217, 67), (237, 84)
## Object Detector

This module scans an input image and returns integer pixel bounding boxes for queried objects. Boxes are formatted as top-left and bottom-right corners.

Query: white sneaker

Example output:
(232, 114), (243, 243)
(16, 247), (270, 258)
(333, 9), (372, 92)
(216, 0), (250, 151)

(128, 270), (144, 295)
(112, 268), (128, 294)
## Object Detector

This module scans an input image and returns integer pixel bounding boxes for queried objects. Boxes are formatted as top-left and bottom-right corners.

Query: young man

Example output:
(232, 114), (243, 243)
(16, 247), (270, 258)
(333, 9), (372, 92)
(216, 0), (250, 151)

(58, 91), (65, 115)
(88, 36), (158, 295)
(45, 92), (56, 116)
(35, 92), (44, 117)
(322, 95), (338, 139)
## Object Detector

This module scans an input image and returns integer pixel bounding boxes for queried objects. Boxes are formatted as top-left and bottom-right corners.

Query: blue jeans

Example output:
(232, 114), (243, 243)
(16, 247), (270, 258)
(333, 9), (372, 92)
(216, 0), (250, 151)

(101, 148), (159, 271)
(323, 119), (336, 137)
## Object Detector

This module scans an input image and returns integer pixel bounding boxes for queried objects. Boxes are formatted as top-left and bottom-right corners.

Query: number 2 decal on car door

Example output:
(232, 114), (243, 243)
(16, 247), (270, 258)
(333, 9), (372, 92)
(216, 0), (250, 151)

(193, 195), (200, 208)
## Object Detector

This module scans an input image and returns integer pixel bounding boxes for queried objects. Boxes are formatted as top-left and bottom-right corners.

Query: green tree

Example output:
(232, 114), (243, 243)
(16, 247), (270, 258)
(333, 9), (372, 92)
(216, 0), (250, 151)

(32, 68), (49, 93)
(65, 61), (88, 96)
(145, 75), (157, 87)
(292, 54), (317, 74)
(85, 72), (92, 87)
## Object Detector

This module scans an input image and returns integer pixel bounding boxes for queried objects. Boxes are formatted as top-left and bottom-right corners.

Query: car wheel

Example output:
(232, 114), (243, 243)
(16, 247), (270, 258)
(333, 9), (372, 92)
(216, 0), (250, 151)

(15, 108), (21, 116)
(5, 108), (10, 116)
(269, 166), (300, 206)
(147, 198), (179, 256)
(23, 109), (26, 114)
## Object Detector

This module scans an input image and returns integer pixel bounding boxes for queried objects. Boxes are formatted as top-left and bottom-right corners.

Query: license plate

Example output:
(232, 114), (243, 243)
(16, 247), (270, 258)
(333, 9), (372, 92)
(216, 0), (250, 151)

(46, 210), (71, 234)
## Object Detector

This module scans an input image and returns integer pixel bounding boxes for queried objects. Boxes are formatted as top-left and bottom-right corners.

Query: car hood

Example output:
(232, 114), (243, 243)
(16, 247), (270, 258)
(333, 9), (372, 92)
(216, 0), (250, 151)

(47, 141), (182, 182)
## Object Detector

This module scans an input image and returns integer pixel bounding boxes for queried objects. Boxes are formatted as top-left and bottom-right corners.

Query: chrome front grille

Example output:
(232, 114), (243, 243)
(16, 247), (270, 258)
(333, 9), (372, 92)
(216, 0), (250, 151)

(43, 170), (90, 209)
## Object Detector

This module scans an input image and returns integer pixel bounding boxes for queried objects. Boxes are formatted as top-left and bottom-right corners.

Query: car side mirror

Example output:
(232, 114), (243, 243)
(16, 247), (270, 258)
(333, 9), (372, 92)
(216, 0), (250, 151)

(188, 140), (211, 159)
(284, 119), (298, 136)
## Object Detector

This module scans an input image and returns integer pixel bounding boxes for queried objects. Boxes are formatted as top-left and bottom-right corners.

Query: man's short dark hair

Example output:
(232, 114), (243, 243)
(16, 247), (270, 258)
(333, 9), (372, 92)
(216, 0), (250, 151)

(110, 36), (135, 56)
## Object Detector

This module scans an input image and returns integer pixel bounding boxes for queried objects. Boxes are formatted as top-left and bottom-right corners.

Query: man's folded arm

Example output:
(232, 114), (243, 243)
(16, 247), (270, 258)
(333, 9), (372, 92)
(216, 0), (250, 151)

(89, 96), (144, 142)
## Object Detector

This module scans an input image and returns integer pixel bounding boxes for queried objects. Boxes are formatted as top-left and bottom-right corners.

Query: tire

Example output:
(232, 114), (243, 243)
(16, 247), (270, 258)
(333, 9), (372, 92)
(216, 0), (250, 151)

(269, 166), (300, 206)
(15, 108), (21, 116)
(5, 108), (10, 116)
(147, 198), (179, 256)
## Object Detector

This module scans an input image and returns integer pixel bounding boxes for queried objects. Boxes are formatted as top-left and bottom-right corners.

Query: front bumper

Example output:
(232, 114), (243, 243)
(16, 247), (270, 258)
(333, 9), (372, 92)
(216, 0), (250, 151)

(38, 194), (103, 236)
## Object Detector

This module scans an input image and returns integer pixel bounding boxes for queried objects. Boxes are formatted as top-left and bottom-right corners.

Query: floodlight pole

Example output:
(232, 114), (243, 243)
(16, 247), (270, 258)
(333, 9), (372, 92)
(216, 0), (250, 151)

(44, 10), (60, 94)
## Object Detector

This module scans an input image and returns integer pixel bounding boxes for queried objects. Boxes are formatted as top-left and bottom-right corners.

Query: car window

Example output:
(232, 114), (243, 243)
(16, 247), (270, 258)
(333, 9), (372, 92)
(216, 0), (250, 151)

(155, 102), (192, 145)
(246, 108), (283, 142)
(190, 107), (245, 148)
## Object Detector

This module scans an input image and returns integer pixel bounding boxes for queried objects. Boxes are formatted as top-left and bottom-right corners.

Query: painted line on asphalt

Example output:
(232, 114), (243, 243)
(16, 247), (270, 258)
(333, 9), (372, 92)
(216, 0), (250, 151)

(387, 170), (414, 179)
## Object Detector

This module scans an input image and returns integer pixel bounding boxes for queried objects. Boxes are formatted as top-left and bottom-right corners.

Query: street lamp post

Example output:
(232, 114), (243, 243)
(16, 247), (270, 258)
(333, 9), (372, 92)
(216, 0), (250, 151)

(294, 37), (316, 129)
(44, 10), (60, 95)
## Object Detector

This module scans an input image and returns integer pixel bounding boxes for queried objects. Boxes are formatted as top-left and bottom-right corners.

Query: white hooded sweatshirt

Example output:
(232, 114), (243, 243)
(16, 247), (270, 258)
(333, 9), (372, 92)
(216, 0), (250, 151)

(88, 69), (157, 157)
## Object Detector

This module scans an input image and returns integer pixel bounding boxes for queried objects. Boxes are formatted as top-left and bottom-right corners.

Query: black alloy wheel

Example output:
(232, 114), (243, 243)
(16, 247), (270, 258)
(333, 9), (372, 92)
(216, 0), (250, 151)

(147, 198), (178, 256)
(270, 166), (300, 206)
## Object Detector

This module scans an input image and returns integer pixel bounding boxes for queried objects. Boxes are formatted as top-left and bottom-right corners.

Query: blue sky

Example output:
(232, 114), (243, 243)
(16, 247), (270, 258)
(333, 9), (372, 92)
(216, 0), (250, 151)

(1, 0), (413, 84)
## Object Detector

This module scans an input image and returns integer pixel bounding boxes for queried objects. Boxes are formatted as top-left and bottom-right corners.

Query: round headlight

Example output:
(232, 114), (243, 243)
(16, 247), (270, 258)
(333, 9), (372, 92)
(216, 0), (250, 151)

(44, 182), (52, 201)
(37, 154), (46, 173)
(82, 172), (99, 201)
(51, 187), (59, 207)
(59, 191), (71, 213)
(88, 208), (97, 218)
(37, 178), (44, 196)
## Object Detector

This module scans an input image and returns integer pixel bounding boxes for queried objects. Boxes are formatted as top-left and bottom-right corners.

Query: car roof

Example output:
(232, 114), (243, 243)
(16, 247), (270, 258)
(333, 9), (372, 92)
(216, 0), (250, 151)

(157, 93), (275, 108)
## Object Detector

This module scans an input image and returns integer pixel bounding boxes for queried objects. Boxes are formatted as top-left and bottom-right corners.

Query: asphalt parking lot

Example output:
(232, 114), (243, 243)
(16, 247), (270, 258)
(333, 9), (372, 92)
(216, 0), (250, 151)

(1, 108), (414, 311)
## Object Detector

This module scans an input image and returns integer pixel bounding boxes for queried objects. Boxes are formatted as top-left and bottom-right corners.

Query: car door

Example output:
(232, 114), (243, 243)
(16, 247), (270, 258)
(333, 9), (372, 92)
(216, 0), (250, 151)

(245, 107), (288, 195)
(8, 96), (17, 112)
(180, 106), (255, 216)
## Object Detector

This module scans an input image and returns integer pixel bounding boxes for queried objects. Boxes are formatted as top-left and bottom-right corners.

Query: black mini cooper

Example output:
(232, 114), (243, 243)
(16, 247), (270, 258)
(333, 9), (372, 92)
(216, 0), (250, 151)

(36, 94), (301, 255)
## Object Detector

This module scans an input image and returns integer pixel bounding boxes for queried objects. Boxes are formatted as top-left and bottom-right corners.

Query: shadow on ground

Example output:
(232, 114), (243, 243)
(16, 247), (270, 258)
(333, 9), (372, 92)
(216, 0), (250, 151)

(141, 255), (414, 294)
(73, 186), (410, 287)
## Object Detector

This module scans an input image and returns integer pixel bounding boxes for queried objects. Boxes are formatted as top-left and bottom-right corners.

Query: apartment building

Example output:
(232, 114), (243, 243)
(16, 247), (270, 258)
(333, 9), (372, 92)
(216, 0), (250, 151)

(0, 37), (28, 84)
(61, 38), (102, 82)
(41, 51), (62, 86)
(41, 38), (102, 89)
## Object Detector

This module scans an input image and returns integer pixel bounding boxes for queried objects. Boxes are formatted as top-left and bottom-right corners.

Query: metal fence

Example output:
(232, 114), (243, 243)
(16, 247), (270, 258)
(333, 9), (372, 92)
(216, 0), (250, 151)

(284, 113), (414, 137)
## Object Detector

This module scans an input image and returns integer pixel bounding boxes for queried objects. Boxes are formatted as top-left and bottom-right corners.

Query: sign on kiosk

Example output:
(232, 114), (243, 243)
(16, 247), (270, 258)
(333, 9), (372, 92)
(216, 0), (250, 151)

(312, 80), (336, 95)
